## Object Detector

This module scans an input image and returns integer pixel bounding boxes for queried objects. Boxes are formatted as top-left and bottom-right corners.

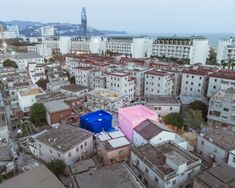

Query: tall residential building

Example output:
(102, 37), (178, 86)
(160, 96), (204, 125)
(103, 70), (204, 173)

(105, 72), (135, 101)
(106, 36), (151, 58)
(41, 26), (55, 36)
(216, 37), (235, 64)
(207, 69), (235, 98)
(151, 36), (210, 65)
(81, 7), (87, 36)
(207, 87), (235, 127)
(144, 70), (174, 96)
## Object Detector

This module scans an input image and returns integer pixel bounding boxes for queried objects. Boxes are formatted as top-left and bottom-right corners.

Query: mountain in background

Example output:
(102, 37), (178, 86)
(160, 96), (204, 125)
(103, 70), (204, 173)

(1, 20), (127, 37)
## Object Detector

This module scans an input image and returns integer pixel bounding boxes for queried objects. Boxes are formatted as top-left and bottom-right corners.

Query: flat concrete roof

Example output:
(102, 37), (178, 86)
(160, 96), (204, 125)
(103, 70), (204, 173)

(36, 125), (93, 153)
(75, 163), (144, 188)
(43, 99), (71, 113)
(201, 128), (235, 151)
(146, 96), (181, 105)
(195, 164), (235, 188)
(0, 164), (65, 188)
(60, 84), (88, 92)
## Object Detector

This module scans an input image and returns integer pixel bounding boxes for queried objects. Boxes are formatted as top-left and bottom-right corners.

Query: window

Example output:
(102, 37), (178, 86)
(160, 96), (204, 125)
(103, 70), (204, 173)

(68, 152), (71, 157)
(80, 145), (83, 149)
(76, 147), (79, 152)
(136, 159), (139, 166)
(50, 150), (52, 153)
(84, 142), (87, 146)
(57, 153), (60, 157)
(170, 107), (173, 110)
(201, 140), (204, 145)
(154, 177), (158, 183)
(224, 108), (229, 112)
(145, 167), (149, 174)
(172, 180), (176, 185)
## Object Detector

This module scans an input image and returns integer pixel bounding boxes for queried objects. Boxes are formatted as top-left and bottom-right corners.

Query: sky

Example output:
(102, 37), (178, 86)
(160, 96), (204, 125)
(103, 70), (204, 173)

(1, 0), (235, 33)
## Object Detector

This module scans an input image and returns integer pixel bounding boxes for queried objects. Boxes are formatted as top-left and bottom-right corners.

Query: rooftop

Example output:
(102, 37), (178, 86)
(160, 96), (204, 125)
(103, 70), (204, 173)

(209, 69), (235, 80)
(75, 163), (144, 188)
(146, 95), (181, 105)
(43, 99), (71, 113)
(36, 92), (66, 103)
(36, 125), (93, 153)
(0, 164), (65, 188)
(134, 120), (172, 140)
(88, 88), (126, 101)
(60, 84), (88, 92)
(19, 87), (44, 97)
(145, 70), (170, 77)
(0, 145), (12, 162)
(195, 164), (235, 188)
(14, 51), (43, 59)
(201, 128), (235, 151)
(132, 142), (200, 178)
(118, 105), (156, 122)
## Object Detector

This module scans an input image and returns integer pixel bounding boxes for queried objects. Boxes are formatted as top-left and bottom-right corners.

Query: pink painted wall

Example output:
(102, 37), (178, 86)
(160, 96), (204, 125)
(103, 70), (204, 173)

(118, 105), (158, 141)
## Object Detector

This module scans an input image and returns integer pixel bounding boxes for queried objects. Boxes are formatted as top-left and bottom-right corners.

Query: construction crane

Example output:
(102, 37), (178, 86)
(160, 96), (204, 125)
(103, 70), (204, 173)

(0, 24), (7, 54)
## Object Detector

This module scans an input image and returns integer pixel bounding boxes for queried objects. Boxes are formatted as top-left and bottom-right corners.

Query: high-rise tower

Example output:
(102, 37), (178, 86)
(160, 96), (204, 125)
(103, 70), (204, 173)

(81, 6), (87, 36)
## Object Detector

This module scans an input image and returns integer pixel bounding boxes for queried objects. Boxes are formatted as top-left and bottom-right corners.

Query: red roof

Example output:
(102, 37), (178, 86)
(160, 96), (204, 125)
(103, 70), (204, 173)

(209, 70), (235, 80)
(145, 70), (169, 77)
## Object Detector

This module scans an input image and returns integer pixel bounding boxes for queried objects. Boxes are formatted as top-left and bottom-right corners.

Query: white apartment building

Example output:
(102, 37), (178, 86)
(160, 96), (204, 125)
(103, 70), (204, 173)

(87, 88), (128, 111)
(216, 37), (235, 64)
(27, 63), (46, 84)
(146, 96), (181, 116)
(6, 25), (19, 37)
(207, 69), (235, 98)
(106, 36), (151, 58)
(89, 70), (106, 90)
(151, 36), (210, 65)
(28, 43), (52, 57)
(180, 69), (209, 97)
(133, 119), (187, 149)
(17, 86), (45, 112)
(197, 127), (235, 167)
(74, 66), (94, 87)
(9, 52), (44, 72)
(41, 26), (55, 37)
(131, 142), (201, 188)
(105, 72), (135, 101)
(34, 125), (94, 165)
(207, 87), (235, 127)
(71, 37), (106, 54)
(43, 36), (71, 54)
(144, 70), (174, 96)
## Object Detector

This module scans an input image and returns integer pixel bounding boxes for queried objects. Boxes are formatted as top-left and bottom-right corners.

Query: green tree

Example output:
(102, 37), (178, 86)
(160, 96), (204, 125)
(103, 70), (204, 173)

(162, 113), (184, 129)
(184, 109), (204, 130)
(47, 160), (65, 177)
(36, 79), (49, 90)
(206, 48), (217, 65)
(3, 59), (18, 69)
(189, 100), (208, 120)
(29, 103), (46, 126)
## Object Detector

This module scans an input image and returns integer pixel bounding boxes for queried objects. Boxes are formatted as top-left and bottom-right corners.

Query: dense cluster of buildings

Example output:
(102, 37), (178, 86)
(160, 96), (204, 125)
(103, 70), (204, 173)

(1, 23), (235, 188)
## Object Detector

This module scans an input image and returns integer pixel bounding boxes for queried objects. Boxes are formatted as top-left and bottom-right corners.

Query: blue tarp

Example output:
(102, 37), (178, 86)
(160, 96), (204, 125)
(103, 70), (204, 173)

(80, 110), (113, 133)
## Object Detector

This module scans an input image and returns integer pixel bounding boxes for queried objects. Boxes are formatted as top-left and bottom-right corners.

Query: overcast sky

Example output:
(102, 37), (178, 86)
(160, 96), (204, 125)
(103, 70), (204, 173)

(1, 0), (235, 33)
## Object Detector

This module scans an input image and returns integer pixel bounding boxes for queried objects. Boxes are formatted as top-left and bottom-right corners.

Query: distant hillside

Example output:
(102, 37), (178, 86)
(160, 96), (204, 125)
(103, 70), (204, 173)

(1, 20), (127, 37)
(5, 20), (42, 29)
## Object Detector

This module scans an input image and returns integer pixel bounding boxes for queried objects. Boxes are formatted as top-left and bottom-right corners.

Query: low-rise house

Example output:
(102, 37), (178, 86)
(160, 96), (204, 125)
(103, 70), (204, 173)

(75, 163), (144, 188)
(27, 63), (46, 84)
(118, 105), (159, 141)
(87, 88), (128, 111)
(0, 108), (9, 144)
(131, 142), (201, 188)
(133, 120), (188, 149)
(0, 145), (14, 173)
(47, 80), (70, 92)
(197, 127), (235, 167)
(9, 82), (30, 106)
(34, 125), (94, 165)
(207, 87), (235, 127)
(17, 86), (45, 113)
(146, 96), (181, 116)
(96, 129), (131, 165)
(193, 164), (235, 188)
(0, 164), (65, 188)
(60, 84), (88, 98)
(43, 99), (72, 127)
